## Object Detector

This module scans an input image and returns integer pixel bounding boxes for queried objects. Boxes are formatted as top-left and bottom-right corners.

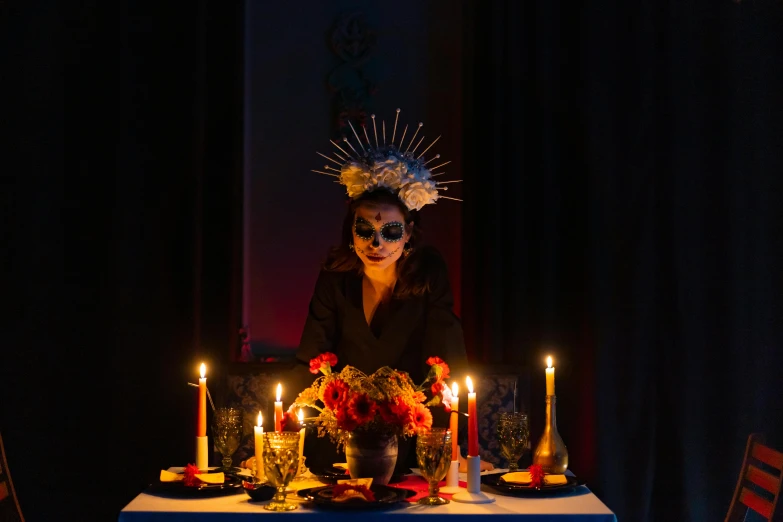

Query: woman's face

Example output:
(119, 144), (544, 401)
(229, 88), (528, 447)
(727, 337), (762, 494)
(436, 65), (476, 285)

(352, 203), (412, 271)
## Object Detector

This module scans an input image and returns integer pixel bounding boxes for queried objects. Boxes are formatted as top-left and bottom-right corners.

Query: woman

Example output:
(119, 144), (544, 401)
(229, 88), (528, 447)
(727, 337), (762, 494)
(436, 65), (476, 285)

(245, 110), (493, 473)
(295, 187), (467, 387)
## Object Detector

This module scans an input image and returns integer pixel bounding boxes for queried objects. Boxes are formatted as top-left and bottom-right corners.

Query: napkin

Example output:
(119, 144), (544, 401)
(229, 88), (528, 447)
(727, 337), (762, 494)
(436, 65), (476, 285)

(332, 481), (375, 502)
(500, 471), (532, 484)
(159, 470), (225, 484)
(333, 462), (349, 470)
(336, 477), (373, 488)
(500, 471), (567, 486)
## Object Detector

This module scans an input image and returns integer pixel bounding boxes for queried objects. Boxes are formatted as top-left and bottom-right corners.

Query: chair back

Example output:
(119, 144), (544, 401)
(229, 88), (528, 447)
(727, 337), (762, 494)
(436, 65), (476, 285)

(0, 432), (25, 522)
(725, 433), (783, 522)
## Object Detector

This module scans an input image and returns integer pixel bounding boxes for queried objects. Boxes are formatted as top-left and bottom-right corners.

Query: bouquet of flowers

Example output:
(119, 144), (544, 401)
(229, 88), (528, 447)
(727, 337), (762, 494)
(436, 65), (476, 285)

(291, 352), (453, 450)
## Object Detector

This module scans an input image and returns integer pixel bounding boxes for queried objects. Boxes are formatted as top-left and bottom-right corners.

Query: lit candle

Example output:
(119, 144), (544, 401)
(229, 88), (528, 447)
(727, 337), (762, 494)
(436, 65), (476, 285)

(274, 383), (283, 432)
(450, 382), (460, 461)
(254, 412), (264, 479)
(546, 356), (555, 396)
(297, 409), (305, 470)
(466, 376), (478, 457)
(197, 363), (207, 437)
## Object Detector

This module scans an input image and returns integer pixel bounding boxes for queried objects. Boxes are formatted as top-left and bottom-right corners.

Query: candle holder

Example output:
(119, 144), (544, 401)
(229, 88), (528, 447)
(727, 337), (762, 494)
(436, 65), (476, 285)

(439, 460), (463, 494)
(451, 456), (495, 504)
(196, 436), (209, 471)
(532, 395), (568, 474)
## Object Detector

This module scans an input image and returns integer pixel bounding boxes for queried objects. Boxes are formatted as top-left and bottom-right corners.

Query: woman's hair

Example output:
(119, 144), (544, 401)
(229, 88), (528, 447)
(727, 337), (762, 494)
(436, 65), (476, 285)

(323, 189), (432, 298)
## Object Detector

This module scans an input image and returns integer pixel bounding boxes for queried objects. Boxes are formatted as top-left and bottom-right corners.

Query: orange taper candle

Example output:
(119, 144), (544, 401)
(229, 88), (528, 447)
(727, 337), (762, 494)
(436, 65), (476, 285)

(450, 382), (460, 461)
(197, 363), (207, 437)
(274, 383), (283, 432)
(466, 376), (478, 457)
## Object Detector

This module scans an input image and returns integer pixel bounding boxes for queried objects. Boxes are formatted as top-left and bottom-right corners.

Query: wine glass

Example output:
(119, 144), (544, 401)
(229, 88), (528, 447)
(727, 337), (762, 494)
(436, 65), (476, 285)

(497, 412), (529, 472)
(212, 407), (243, 472)
(415, 428), (453, 505)
(262, 432), (301, 511)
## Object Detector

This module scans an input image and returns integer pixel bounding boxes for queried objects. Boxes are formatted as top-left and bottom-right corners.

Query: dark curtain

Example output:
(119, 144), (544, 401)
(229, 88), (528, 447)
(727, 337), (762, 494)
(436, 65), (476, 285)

(462, 1), (783, 521)
(4, 2), (242, 520)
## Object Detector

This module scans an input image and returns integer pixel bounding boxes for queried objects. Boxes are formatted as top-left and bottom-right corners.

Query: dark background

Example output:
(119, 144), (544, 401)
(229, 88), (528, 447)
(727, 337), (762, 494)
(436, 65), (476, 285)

(3, 1), (783, 521)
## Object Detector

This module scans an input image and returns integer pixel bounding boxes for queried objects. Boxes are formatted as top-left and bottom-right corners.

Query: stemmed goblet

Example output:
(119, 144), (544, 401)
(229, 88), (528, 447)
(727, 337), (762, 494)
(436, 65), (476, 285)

(497, 412), (529, 472)
(212, 407), (243, 472)
(416, 428), (453, 505)
(262, 432), (301, 511)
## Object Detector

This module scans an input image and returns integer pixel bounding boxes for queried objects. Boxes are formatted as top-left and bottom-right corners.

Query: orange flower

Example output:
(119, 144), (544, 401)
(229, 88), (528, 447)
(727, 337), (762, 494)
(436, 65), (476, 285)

(411, 403), (433, 431)
(347, 392), (378, 425)
(323, 379), (350, 410)
(412, 391), (427, 403)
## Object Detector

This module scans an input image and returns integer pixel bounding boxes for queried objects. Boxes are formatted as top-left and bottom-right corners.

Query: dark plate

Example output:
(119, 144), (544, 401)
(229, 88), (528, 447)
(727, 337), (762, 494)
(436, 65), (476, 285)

(146, 471), (244, 498)
(481, 472), (583, 496)
(298, 484), (416, 509)
(312, 466), (409, 485)
(242, 479), (276, 502)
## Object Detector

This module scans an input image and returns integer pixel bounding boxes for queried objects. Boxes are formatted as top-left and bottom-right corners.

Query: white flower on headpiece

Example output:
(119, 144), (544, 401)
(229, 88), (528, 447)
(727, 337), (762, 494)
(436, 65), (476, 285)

(371, 157), (407, 190)
(340, 162), (371, 198)
(398, 181), (439, 211)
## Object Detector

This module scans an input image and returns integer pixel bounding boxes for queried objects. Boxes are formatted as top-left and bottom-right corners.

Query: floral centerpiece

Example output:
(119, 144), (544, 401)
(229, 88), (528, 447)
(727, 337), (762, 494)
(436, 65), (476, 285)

(292, 352), (453, 458)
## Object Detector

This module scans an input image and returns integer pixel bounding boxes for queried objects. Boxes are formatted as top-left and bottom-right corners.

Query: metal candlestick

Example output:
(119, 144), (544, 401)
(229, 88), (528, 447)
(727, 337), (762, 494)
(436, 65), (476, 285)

(532, 395), (568, 474)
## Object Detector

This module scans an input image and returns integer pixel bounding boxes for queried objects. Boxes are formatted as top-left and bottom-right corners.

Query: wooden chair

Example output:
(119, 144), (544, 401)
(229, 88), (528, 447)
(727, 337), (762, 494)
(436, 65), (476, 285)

(0, 432), (25, 522)
(725, 433), (783, 522)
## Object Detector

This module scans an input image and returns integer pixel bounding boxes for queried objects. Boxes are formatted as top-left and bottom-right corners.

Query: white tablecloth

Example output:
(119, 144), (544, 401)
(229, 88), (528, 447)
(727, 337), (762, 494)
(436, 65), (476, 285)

(118, 469), (616, 522)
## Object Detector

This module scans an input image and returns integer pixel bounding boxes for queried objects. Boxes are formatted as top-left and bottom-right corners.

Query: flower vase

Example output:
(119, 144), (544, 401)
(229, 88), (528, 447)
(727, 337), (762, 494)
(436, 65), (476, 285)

(345, 432), (398, 485)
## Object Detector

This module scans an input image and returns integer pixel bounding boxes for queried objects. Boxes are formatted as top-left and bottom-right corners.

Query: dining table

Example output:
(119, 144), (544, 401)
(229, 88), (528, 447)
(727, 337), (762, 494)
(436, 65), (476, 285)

(118, 467), (617, 522)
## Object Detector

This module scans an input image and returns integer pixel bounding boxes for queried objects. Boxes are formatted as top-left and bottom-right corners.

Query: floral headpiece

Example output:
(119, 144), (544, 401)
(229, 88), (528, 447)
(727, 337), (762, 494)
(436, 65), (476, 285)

(313, 109), (462, 211)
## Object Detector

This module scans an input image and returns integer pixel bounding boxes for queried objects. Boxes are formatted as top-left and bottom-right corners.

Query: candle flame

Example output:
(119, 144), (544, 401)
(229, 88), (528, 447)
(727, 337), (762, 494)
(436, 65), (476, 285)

(466, 376), (474, 394)
(298, 409), (304, 423)
(546, 356), (553, 368)
(276, 383), (282, 402)
(452, 381), (459, 397)
(257, 412), (263, 427)
(200, 363), (206, 378)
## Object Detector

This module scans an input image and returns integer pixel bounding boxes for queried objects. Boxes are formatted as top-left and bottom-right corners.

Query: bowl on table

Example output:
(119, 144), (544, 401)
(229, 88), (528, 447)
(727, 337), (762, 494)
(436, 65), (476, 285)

(242, 477), (276, 502)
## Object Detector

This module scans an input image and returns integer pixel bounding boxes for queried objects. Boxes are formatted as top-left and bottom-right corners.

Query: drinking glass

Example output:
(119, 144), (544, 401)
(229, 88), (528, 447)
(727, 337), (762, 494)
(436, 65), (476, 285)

(497, 412), (529, 472)
(262, 432), (301, 511)
(415, 428), (453, 505)
(212, 407), (243, 472)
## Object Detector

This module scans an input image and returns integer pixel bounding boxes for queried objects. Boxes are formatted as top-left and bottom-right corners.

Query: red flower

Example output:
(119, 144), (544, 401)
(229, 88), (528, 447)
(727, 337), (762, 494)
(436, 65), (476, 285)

(323, 379), (350, 410)
(378, 401), (395, 424)
(347, 393), (378, 425)
(183, 463), (201, 487)
(310, 352), (338, 374)
(426, 356), (450, 380)
(336, 408), (358, 431)
(390, 397), (413, 425)
(529, 464), (544, 489)
(411, 403), (433, 431)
